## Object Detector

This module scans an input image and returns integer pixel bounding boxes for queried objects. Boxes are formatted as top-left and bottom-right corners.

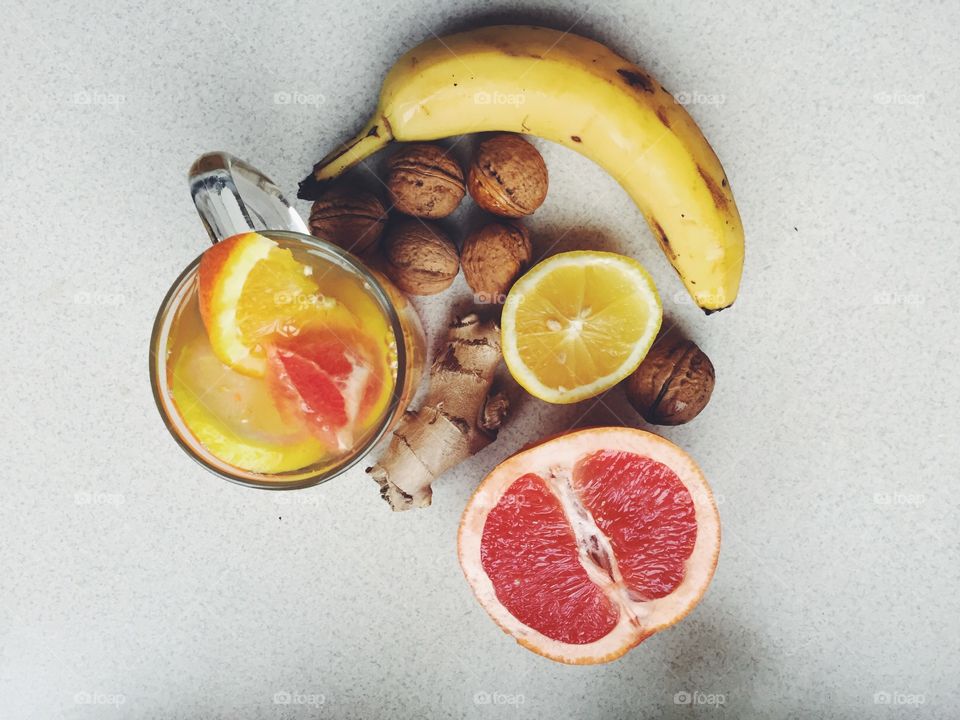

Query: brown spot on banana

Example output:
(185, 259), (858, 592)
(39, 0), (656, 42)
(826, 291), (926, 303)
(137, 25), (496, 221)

(697, 166), (729, 212)
(498, 46), (542, 59)
(617, 68), (655, 93)
(655, 108), (671, 128)
(651, 220), (676, 260)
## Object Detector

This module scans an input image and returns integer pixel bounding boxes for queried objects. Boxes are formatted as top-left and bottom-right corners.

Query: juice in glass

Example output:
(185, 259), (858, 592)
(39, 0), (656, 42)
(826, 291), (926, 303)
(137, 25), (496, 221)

(150, 154), (425, 488)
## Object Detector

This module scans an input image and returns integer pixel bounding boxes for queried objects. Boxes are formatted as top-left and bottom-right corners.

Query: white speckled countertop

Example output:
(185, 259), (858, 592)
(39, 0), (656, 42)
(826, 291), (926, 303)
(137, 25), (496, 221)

(2, 1), (958, 718)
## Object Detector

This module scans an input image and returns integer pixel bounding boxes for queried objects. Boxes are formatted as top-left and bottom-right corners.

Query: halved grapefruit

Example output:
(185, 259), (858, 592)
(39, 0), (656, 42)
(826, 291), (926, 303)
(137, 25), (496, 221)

(458, 427), (720, 664)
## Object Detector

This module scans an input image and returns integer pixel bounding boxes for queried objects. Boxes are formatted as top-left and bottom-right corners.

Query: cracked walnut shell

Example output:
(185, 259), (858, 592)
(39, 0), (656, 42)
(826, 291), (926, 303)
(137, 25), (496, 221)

(625, 337), (715, 425)
(461, 221), (532, 302)
(386, 143), (465, 218)
(308, 185), (387, 255)
(382, 217), (459, 295)
(468, 134), (548, 217)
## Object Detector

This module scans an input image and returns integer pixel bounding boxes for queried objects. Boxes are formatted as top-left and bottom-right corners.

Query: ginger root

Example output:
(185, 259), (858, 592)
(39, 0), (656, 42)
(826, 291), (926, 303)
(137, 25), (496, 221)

(368, 313), (508, 511)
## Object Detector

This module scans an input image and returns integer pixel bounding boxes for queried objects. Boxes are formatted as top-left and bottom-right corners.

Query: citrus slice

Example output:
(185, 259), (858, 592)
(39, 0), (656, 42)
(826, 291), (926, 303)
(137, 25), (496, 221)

(198, 232), (354, 376)
(267, 326), (394, 452)
(501, 251), (662, 403)
(170, 335), (327, 473)
(458, 427), (720, 664)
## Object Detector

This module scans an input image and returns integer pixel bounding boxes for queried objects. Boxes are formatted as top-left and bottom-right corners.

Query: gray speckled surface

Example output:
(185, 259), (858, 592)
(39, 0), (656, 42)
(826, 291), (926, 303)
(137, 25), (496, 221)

(2, 0), (959, 718)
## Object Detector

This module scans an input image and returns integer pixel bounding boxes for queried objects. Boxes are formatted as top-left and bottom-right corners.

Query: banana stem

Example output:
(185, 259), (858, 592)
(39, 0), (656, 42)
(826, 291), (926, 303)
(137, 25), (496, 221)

(297, 114), (394, 199)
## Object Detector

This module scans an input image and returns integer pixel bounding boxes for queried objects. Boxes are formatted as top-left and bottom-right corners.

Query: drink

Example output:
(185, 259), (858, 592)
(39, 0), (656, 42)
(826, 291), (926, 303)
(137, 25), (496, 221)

(151, 154), (425, 488)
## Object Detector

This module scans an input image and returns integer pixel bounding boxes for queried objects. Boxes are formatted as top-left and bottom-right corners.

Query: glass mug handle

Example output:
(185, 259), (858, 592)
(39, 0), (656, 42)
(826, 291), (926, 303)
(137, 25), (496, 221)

(188, 151), (309, 244)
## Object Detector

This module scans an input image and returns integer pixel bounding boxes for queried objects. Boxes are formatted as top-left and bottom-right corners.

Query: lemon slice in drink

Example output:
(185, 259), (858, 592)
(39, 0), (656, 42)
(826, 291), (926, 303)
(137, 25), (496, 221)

(171, 336), (328, 473)
(501, 251), (662, 404)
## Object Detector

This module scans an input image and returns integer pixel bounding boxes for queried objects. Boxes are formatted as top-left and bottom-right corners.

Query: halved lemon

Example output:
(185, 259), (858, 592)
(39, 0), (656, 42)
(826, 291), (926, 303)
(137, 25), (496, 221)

(198, 232), (355, 377)
(501, 251), (662, 404)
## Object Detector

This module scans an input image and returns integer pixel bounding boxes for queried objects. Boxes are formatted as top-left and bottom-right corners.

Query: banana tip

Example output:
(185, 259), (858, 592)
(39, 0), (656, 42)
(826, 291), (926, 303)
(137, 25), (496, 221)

(702, 303), (732, 316)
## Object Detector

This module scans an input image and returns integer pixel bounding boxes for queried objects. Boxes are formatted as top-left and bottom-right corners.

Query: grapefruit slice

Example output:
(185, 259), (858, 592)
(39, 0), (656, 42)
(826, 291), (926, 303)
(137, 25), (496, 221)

(458, 427), (720, 664)
(266, 326), (393, 452)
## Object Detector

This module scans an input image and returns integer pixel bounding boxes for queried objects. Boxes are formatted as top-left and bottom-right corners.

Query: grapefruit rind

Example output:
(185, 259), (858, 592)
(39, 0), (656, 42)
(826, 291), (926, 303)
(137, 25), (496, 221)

(457, 427), (720, 665)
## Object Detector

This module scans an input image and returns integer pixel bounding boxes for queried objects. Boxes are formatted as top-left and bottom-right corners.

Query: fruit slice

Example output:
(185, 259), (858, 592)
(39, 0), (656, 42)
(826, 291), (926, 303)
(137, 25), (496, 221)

(267, 326), (393, 452)
(199, 232), (352, 376)
(458, 427), (720, 664)
(170, 335), (327, 473)
(501, 251), (662, 404)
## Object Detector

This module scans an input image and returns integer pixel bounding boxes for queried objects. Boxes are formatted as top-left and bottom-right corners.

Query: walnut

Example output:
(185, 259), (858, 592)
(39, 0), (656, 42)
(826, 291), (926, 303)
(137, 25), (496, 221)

(467, 134), (548, 217)
(625, 336), (715, 425)
(382, 217), (459, 295)
(308, 184), (387, 255)
(461, 221), (532, 303)
(386, 143), (465, 218)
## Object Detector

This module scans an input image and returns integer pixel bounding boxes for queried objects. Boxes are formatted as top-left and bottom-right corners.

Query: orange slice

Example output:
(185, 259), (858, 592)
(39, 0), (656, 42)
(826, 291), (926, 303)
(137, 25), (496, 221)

(198, 232), (354, 376)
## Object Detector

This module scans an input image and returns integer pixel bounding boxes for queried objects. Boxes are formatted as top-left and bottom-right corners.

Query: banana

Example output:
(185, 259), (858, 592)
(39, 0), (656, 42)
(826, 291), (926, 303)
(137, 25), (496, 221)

(299, 25), (744, 312)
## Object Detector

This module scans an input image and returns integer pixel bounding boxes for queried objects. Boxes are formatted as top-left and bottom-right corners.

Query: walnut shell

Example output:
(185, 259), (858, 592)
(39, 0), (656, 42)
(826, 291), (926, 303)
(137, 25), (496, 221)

(625, 337), (715, 425)
(461, 221), (532, 303)
(467, 134), (548, 217)
(308, 185), (387, 255)
(382, 217), (459, 295)
(386, 143), (465, 218)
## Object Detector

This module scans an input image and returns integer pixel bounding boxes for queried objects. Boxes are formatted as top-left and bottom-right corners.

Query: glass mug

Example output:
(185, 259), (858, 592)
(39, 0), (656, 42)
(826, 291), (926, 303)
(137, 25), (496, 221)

(150, 152), (426, 489)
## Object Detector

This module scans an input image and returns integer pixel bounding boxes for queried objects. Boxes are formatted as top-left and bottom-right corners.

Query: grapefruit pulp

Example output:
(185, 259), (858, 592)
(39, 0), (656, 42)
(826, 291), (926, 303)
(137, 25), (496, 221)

(267, 326), (392, 453)
(458, 427), (720, 664)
